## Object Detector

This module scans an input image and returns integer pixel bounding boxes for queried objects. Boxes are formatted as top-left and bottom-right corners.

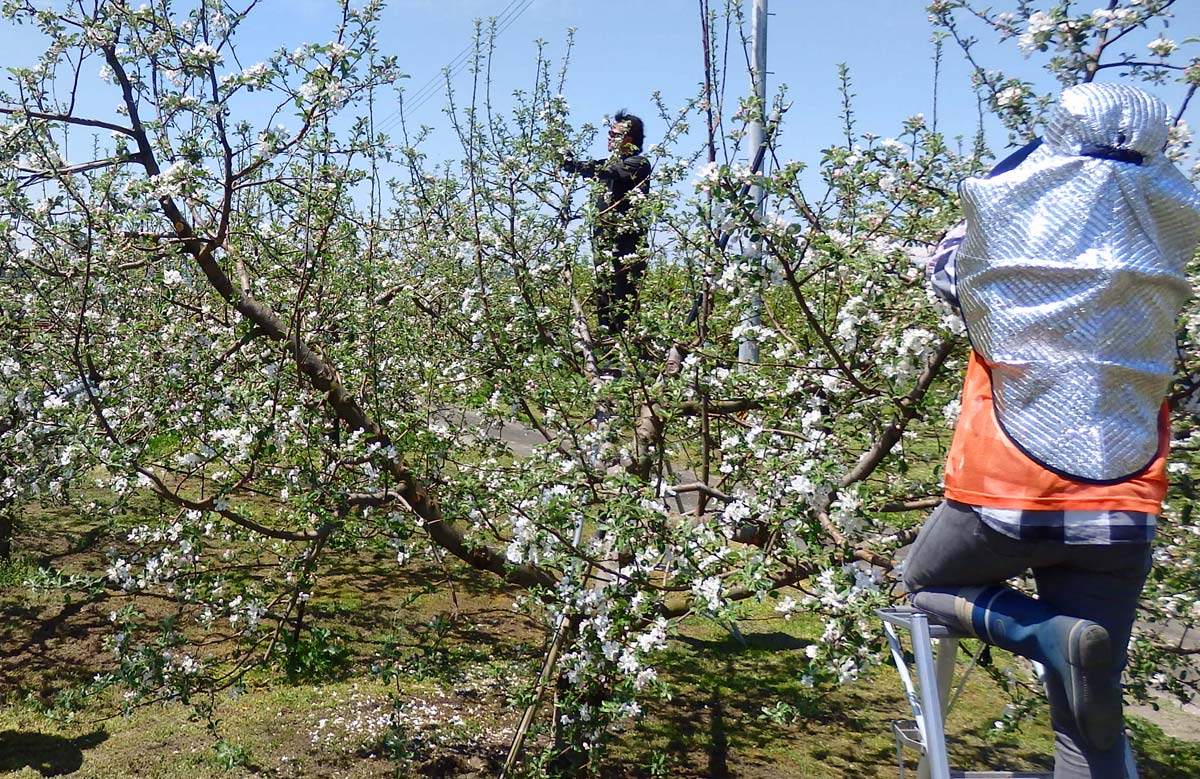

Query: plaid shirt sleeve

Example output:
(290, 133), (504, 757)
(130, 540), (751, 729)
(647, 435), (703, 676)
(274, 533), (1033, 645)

(927, 221), (966, 312)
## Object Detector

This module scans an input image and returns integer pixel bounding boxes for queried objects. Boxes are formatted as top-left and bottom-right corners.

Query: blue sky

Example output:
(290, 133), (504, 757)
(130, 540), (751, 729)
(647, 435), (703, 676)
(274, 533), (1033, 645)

(2, 1), (1196, 171)
(384, 1), (964, 156)
(357, 0), (1198, 164)
(368, 0), (1017, 161)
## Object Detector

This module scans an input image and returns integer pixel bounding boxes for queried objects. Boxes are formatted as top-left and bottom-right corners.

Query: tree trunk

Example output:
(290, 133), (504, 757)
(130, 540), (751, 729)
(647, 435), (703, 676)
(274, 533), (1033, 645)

(0, 462), (11, 561)
(0, 503), (13, 561)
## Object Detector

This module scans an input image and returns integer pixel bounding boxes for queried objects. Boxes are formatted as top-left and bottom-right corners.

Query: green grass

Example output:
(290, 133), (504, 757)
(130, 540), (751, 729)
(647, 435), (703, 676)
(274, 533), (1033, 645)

(0, 555), (39, 589)
(0, 503), (1198, 779)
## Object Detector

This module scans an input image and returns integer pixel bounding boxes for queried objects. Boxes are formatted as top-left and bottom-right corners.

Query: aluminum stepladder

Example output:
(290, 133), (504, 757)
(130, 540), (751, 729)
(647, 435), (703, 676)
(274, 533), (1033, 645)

(877, 606), (1053, 779)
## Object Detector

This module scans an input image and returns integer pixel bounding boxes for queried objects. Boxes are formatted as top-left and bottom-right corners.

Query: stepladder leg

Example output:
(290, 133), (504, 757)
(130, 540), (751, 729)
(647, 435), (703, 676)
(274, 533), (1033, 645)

(933, 637), (960, 713)
(878, 609), (980, 779)
(911, 615), (953, 779)
(916, 638), (956, 779)
(917, 637), (961, 779)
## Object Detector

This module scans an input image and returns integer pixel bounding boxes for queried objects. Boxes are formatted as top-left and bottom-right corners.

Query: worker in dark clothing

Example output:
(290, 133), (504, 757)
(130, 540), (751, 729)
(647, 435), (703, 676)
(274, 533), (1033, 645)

(563, 110), (651, 339)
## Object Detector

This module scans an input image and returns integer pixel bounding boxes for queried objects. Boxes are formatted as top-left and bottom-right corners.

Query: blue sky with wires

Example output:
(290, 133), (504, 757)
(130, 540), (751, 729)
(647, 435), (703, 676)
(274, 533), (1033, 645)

(2, 1), (1196, 172)
(370, 0), (990, 162)
(298, 0), (1200, 169)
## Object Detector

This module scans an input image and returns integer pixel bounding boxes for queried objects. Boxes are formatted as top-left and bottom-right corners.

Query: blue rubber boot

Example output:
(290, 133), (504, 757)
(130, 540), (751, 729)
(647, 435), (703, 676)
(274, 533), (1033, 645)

(911, 586), (1121, 752)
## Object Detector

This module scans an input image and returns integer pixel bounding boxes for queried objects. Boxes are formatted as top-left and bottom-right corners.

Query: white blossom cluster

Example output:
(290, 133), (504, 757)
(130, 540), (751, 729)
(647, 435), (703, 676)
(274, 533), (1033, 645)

(786, 565), (888, 687)
(878, 327), (936, 385)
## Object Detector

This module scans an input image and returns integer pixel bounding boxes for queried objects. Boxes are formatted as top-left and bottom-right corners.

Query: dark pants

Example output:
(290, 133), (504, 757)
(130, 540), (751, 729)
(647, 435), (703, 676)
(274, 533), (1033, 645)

(594, 233), (645, 338)
(904, 501), (1150, 779)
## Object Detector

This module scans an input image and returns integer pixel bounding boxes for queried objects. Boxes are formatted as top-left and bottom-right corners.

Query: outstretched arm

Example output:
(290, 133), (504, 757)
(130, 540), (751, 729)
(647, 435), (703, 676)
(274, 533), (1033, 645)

(561, 154), (601, 178)
(563, 155), (649, 184)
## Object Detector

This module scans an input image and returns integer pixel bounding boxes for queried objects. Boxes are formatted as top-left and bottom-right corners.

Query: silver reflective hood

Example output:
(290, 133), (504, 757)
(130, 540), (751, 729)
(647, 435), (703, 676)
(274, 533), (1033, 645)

(957, 82), (1200, 482)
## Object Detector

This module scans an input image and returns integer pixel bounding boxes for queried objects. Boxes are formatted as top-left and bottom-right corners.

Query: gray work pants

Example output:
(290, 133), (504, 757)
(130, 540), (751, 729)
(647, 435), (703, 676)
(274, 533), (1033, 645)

(904, 501), (1152, 779)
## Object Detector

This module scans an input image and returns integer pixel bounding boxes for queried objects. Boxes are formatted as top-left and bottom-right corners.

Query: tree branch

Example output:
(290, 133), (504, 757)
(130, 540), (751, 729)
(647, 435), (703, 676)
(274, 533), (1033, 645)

(0, 106), (135, 137)
(841, 335), (958, 487)
(17, 154), (143, 186)
(99, 41), (557, 592)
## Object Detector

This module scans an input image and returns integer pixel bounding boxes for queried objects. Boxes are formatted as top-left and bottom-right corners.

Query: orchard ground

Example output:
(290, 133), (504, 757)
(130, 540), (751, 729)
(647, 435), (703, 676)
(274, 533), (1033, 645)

(1, 492), (1198, 779)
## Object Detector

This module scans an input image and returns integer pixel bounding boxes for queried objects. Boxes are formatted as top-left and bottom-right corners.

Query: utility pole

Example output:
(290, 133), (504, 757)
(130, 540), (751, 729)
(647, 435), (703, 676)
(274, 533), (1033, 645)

(738, 0), (767, 365)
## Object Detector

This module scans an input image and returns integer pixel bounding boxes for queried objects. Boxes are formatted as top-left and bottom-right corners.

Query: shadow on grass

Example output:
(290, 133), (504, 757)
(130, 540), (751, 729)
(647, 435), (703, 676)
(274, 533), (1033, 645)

(676, 630), (810, 652)
(706, 684), (730, 779)
(617, 629), (903, 778)
(0, 590), (112, 699)
(0, 729), (107, 776)
(620, 626), (1072, 778)
(942, 723), (1055, 777)
(38, 525), (109, 566)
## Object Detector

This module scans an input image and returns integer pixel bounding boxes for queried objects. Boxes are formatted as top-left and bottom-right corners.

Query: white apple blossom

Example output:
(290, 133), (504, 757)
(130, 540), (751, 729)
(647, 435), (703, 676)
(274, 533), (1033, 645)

(186, 43), (222, 66)
(1147, 36), (1178, 57)
(996, 86), (1024, 107)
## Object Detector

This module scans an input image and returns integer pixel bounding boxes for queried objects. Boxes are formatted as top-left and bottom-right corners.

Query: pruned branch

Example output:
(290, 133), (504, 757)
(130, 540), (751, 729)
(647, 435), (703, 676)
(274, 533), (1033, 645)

(841, 335), (958, 487)
(17, 153), (143, 185)
(0, 106), (135, 137)
(875, 496), (942, 513)
(669, 481), (733, 503)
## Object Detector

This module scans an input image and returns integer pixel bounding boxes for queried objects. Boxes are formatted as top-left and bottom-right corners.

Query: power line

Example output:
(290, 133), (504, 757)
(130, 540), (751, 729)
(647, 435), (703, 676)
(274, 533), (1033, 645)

(374, 0), (537, 137)
(387, 0), (524, 120)
(392, 0), (535, 123)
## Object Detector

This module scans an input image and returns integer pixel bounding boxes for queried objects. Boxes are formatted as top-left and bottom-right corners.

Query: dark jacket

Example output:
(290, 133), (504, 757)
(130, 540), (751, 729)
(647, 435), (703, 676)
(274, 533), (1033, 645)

(565, 153), (651, 241)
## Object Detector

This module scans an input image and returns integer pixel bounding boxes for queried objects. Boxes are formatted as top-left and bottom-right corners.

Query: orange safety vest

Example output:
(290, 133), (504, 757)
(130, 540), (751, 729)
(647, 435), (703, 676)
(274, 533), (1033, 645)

(943, 351), (1169, 513)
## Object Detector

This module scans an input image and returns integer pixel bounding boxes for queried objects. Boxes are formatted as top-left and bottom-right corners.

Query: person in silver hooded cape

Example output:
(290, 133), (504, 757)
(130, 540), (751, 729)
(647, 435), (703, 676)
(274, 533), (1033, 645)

(904, 81), (1200, 779)
(957, 82), (1200, 482)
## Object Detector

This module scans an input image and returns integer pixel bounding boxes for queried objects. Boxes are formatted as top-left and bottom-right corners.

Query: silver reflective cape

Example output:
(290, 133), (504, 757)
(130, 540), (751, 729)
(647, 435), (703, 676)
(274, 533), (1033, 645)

(957, 82), (1200, 482)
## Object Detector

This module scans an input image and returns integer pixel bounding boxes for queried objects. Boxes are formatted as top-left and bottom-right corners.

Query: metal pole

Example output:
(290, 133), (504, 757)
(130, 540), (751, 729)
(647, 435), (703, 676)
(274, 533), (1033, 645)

(738, 0), (767, 365)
